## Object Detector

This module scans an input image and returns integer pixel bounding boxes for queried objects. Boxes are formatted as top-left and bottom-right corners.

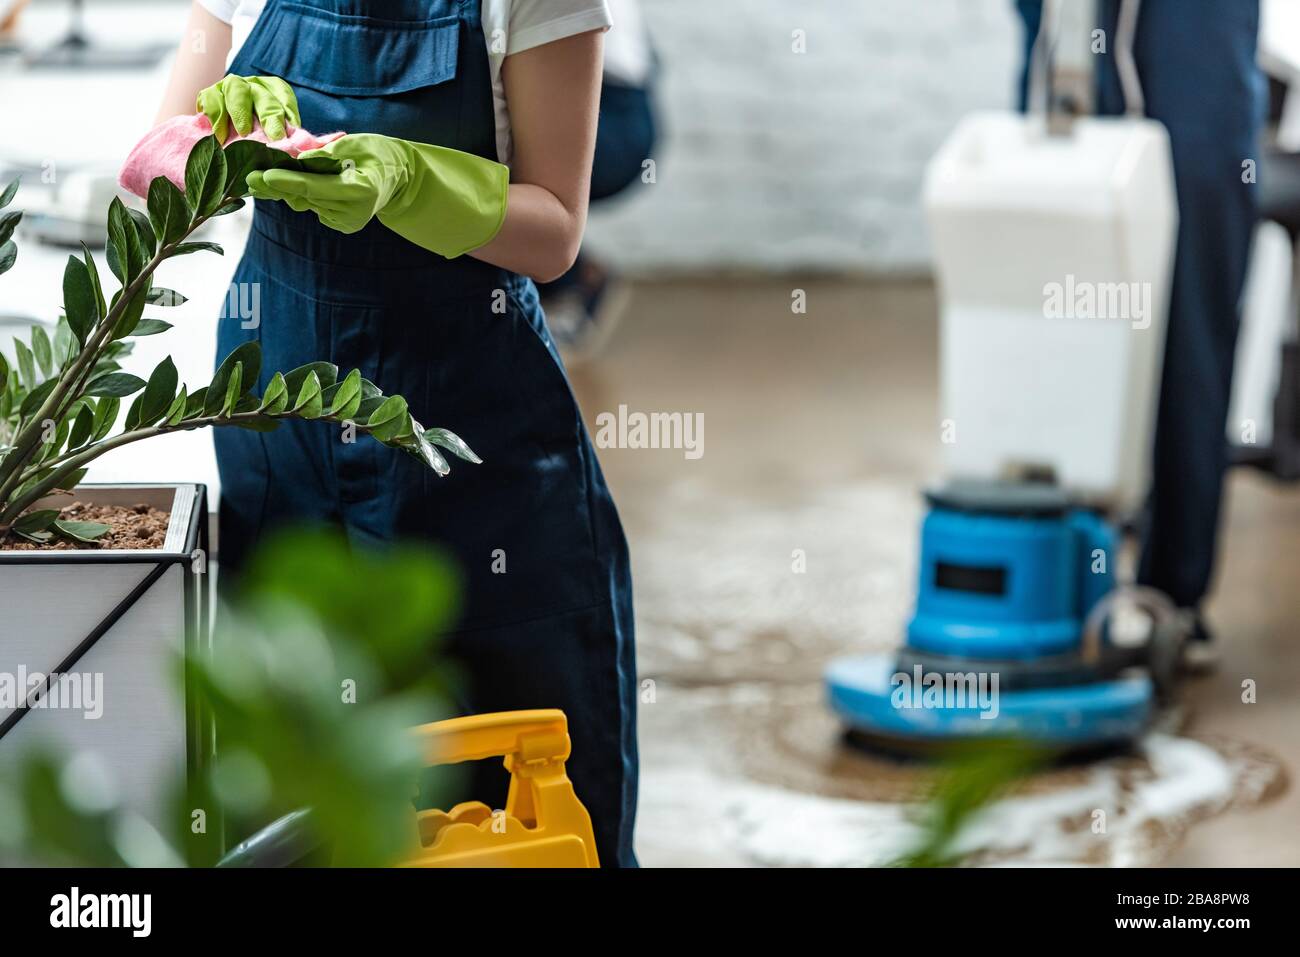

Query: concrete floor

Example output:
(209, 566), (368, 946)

(571, 276), (1298, 867)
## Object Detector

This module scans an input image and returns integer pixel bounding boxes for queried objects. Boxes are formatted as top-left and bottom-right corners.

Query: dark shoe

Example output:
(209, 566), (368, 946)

(1181, 612), (1220, 674)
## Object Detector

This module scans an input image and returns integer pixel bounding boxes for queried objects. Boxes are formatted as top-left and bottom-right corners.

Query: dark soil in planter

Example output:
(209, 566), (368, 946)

(0, 502), (171, 550)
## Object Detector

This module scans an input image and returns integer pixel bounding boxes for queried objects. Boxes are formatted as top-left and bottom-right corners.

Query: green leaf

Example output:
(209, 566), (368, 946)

(259, 372), (288, 414)
(42, 419), (71, 463)
(365, 395), (408, 441)
(106, 197), (144, 283)
(413, 429), (450, 476)
(81, 243), (107, 318)
(330, 390), (362, 422)
(62, 256), (98, 345)
(169, 242), (224, 257)
(144, 288), (187, 307)
(0, 177), (18, 209)
(165, 385), (189, 425)
(221, 138), (339, 197)
(126, 207), (157, 258)
(84, 371), (146, 398)
(221, 361), (243, 417)
(0, 352), (7, 392)
(185, 135), (228, 219)
(30, 324), (53, 378)
(354, 395), (386, 422)
(291, 370), (323, 418)
(327, 368), (362, 418)
(11, 528), (53, 545)
(146, 175), (190, 247)
(91, 395), (120, 441)
(123, 393), (143, 432)
(131, 318), (173, 336)
(110, 285), (148, 341)
(58, 467), (89, 493)
(424, 427), (482, 464)
(213, 198), (246, 217)
(224, 140), (286, 196)
(139, 355), (179, 425)
(0, 209), (21, 247)
(91, 356), (121, 378)
(52, 520), (111, 544)
(283, 362), (337, 397)
(231, 417), (280, 432)
(363, 394), (405, 428)
(19, 377), (56, 418)
(13, 338), (35, 389)
(105, 243), (121, 283)
(373, 410), (413, 443)
(89, 364), (120, 385)
(206, 341), (260, 415)
(0, 240), (15, 276)
(52, 317), (76, 369)
(184, 387), (208, 419)
(67, 404), (94, 450)
(12, 508), (59, 534)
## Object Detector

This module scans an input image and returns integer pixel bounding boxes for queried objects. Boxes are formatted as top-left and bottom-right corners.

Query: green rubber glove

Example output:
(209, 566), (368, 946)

(245, 133), (509, 259)
(198, 75), (301, 143)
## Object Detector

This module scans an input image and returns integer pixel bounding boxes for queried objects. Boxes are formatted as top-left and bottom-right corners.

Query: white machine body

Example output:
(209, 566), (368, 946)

(923, 111), (1179, 513)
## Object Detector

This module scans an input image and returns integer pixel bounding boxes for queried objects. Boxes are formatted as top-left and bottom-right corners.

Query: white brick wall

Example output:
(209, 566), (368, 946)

(586, 0), (1022, 274)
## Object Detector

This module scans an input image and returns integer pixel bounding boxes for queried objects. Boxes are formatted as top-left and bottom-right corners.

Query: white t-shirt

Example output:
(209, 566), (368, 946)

(602, 0), (651, 87)
(196, 0), (613, 164)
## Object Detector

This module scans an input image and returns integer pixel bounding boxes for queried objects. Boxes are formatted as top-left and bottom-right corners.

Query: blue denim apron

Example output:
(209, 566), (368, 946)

(215, 0), (639, 866)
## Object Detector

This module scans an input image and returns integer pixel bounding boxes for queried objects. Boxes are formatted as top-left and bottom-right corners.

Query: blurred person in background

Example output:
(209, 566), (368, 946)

(1017, 0), (1264, 664)
(539, 0), (658, 364)
(0, 0), (27, 42)
(153, 0), (640, 867)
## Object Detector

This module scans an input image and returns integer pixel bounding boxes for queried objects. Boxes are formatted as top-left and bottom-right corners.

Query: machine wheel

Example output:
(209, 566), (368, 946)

(1147, 615), (1187, 705)
(1082, 584), (1186, 705)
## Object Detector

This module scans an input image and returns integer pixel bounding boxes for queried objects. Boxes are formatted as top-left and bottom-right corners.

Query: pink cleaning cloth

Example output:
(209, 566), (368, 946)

(119, 113), (346, 199)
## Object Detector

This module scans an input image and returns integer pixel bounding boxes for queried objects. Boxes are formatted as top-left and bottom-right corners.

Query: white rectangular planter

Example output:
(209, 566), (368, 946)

(0, 484), (211, 834)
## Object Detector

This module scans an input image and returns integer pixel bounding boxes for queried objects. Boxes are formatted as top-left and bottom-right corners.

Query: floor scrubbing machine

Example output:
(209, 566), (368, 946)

(827, 0), (1189, 752)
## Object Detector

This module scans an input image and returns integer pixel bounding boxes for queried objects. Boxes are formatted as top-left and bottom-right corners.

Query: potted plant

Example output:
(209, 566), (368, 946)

(0, 136), (478, 830)
(0, 527), (463, 867)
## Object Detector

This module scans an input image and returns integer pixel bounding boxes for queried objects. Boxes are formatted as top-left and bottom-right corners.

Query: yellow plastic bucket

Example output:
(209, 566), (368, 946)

(403, 709), (599, 868)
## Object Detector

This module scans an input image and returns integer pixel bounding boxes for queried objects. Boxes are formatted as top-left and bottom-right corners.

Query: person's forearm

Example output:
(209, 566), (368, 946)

(467, 31), (602, 283)
(469, 183), (587, 283)
(155, 2), (232, 124)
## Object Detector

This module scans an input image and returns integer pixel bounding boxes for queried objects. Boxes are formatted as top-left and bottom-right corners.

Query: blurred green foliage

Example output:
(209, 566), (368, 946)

(891, 740), (1050, 868)
(0, 527), (461, 867)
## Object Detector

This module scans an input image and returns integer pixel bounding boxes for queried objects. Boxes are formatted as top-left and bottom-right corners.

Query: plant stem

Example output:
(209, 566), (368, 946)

(0, 205), (223, 511)
(0, 408), (368, 526)
(0, 256), (160, 504)
(0, 426), (169, 524)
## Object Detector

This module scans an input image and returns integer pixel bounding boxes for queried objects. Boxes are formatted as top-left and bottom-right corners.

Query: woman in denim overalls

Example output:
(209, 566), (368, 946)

(158, 0), (638, 866)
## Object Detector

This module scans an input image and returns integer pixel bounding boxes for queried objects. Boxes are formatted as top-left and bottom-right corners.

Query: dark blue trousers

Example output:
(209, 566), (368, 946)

(1017, 0), (1263, 608)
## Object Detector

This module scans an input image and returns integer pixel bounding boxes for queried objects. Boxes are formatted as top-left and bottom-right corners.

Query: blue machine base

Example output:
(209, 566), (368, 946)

(825, 654), (1153, 748)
